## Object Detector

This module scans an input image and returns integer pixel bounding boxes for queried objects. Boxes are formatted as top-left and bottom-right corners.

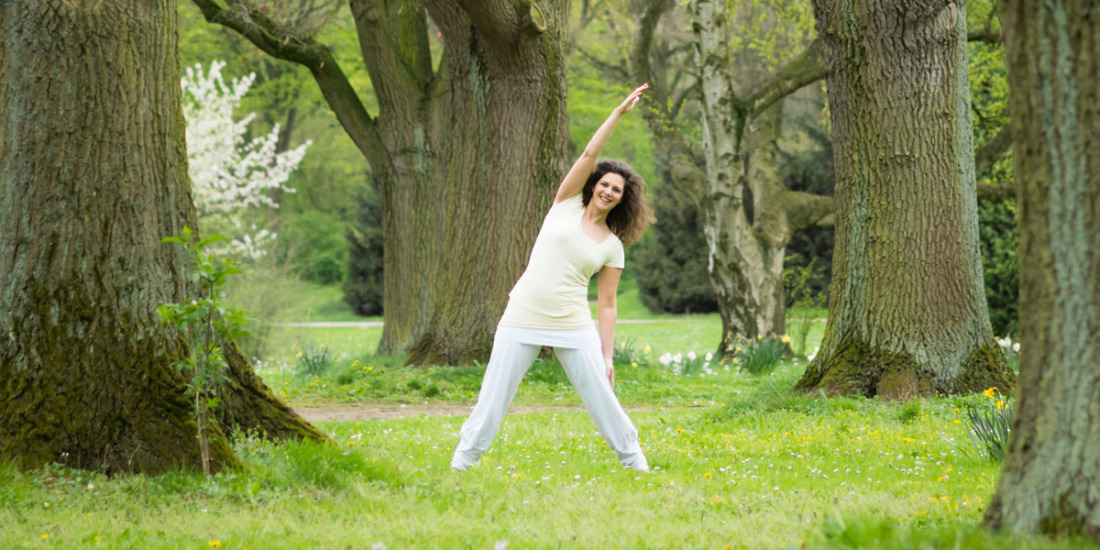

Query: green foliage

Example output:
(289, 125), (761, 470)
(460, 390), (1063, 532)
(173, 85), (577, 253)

(979, 198), (1019, 337)
(784, 258), (827, 357)
(635, 182), (718, 314)
(281, 210), (349, 285)
(781, 127), (835, 304)
(157, 228), (251, 475)
(731, 334), (790, 375)
(294, 341), (336, 377)
(343, 186), (385, 316)
(612, 336), (652, 368)
(965, 388), (1014, 463)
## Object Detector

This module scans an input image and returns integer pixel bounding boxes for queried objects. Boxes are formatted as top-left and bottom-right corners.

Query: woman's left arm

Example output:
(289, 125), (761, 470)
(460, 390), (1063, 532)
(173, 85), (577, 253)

(597, 266), (622, 387)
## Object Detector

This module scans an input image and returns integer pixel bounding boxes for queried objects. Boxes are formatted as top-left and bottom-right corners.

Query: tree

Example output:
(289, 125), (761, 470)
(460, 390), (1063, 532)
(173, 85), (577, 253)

(191, 0), (571, 365)
(629, 0), (835, 346)
(0, 0), (323, 473)
(793, 0), (1013, 399)
(983, 0), (1100, 537)
(181, 60), (311, 260)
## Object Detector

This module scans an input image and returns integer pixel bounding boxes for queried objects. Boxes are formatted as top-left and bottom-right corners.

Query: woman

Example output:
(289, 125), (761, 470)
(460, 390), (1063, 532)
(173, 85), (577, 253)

(451, 84), (655, 473)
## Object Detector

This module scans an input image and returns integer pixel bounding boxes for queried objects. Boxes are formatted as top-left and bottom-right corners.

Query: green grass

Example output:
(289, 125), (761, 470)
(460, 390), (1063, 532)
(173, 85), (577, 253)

(8, 284), (1071, 548)
(3, 364), (1092, 549)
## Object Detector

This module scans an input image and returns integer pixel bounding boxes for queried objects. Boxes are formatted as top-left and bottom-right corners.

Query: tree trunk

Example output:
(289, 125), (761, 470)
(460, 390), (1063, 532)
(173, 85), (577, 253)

(689, 0), (833, 348)
(984, 0), (1100, 538)
(377, 0), (568, 365)
(794, 0), (1013, 399)
(0, 0), (322, 474)
(191, 0), (569, 365)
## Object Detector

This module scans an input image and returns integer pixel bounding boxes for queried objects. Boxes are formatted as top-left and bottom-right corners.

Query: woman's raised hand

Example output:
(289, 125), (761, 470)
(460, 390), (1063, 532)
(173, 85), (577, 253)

(615, 83), (649, 115)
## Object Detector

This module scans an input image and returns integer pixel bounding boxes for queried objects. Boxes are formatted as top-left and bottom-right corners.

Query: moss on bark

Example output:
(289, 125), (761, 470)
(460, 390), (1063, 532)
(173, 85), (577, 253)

(795, 331), (1015, 399)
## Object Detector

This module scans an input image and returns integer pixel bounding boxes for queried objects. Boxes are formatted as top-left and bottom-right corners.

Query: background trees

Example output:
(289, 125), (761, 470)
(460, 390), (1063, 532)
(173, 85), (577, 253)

(191, 0), (572, 365)
(0, 0), (321, 473)
(793, 0), (1013, 398)
(984, 0), (1100, 536)
(626, 0), (834, 349)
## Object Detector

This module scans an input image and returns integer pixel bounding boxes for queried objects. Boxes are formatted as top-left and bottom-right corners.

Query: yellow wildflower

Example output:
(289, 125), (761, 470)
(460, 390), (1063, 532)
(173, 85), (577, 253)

(209, 542), (221, 548)
(983, 388), (996, 398)
(780, 334), (791, 344)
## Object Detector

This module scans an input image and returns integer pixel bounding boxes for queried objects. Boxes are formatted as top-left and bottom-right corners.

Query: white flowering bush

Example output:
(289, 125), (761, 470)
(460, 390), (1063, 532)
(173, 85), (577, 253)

(181, 61), (311, 259)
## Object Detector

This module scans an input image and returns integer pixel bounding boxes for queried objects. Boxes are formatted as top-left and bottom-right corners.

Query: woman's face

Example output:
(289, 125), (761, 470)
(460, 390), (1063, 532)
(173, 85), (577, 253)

(592, 172), (626, 213)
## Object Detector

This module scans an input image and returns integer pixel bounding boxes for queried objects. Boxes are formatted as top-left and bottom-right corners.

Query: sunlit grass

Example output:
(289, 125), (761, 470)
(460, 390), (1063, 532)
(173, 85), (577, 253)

(3, 363), (1091, 549)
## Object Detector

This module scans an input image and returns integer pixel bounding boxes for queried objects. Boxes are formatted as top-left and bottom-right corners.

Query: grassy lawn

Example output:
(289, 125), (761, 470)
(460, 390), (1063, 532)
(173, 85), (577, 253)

(2, 363), (1089, 549)
(5, 285), (1081, 549)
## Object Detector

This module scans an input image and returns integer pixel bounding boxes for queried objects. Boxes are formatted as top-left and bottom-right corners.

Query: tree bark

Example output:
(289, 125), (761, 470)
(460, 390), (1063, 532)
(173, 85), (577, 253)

(984, 0), (1100, 538)
(689, 0), (834, 345)
(794, 0), (1013, 399)
(0, 0), (322, 474)
(191, 0), (569, 365)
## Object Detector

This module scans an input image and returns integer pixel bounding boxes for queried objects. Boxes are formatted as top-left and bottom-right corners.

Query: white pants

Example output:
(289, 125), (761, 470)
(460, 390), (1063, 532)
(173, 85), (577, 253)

(451, 326), (647, 471)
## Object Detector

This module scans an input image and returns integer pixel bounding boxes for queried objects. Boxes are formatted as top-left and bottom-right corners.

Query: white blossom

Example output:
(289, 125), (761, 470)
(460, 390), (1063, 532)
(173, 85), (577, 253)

(181, 61), (311, 259)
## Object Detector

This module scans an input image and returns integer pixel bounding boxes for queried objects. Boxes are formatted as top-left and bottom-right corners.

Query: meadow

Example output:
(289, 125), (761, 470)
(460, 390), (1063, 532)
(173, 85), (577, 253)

(0, 286), (1092, 549)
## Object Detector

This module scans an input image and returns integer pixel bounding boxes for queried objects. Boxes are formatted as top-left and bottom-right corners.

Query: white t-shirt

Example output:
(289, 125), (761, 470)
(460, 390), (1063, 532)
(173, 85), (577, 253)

(499, 194), (625, 329)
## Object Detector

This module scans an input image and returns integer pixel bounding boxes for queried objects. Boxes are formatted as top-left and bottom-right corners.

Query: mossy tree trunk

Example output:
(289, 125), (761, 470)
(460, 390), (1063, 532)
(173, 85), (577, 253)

(983, 0), (1100, 538)
(794, 0), (1013, 399)
(630, 0), (835, 349)
(0, 0), (322, 474)
(191, 0), (569, 365)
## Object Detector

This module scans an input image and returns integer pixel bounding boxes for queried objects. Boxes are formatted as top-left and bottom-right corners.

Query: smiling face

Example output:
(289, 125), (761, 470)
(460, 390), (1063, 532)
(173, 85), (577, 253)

(591, 172), (626, 213)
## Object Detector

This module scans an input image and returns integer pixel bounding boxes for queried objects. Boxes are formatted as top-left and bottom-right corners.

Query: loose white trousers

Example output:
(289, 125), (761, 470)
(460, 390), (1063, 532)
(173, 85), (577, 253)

(451, 326), (647, 471)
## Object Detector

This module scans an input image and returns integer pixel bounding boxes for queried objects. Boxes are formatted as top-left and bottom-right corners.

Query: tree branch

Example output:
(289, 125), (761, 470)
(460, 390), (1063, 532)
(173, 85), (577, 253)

(453, 0), (528, 47)
(748, 38), (825, 118)
(967, 28), (1002, 44)
(783, 190), (836, 234)
(576, 46), (631, 81)
(975, 124), (1015, 202)
(189, 0), (386, 170)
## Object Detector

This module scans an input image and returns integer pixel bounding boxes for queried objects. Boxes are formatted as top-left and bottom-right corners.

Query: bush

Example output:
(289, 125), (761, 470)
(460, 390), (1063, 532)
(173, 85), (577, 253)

(634, 181), (718, 314)
(979, 198), (1019, 337)
(781, 126), (835, 304)
(343, 188), (385, 316)
(280, 210), (349, 285)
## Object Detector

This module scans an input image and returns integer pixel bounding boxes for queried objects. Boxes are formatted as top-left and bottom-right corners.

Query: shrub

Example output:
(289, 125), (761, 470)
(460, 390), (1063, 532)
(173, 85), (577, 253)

(979, 198), (1019, 337)
(634, 182), (717, 314)
(343, 187), (385, 316)
(281, 210), (349, 285)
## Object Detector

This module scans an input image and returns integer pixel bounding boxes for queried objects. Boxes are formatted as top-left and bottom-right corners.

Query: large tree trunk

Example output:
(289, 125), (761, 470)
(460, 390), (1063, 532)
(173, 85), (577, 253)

(0, 0), (322, 474)
(984, 0), (1100, 538)
(377, 1), (568, 365)
(191, 0), (569, 365)
(794, 0), (1013, 399)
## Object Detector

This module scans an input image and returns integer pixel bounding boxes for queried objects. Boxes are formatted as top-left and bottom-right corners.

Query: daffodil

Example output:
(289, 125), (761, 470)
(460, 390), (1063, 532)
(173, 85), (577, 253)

(983, 387), (996, 398)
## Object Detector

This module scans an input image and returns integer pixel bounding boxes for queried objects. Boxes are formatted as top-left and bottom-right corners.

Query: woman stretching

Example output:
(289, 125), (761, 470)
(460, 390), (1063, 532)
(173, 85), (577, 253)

(451, 84), (654, 473)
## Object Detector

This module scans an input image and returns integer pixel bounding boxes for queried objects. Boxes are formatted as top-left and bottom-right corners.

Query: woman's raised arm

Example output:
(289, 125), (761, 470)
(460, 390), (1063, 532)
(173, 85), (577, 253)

(554, 84), (648, 204)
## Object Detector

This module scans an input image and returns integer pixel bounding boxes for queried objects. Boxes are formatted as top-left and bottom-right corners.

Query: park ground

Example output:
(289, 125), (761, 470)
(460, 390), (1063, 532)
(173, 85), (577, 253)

(0, 283), (1094, 549)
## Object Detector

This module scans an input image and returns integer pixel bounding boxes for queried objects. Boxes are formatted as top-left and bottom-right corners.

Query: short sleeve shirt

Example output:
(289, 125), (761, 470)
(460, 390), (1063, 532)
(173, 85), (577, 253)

(498, 194), (625, 329)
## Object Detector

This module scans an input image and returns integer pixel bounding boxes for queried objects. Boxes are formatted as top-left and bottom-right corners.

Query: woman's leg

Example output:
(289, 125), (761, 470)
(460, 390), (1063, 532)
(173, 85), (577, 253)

(451, 336), (540, 470)
(555, 346), (648, 472)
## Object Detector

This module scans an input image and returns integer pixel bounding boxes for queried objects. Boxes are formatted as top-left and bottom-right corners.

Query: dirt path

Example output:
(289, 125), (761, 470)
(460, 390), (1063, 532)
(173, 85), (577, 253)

(293, 403), (666, 422)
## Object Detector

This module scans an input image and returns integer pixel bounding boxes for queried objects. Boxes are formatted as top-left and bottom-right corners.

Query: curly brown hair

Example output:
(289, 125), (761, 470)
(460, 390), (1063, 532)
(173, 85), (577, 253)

(582, 159), (655, 246)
